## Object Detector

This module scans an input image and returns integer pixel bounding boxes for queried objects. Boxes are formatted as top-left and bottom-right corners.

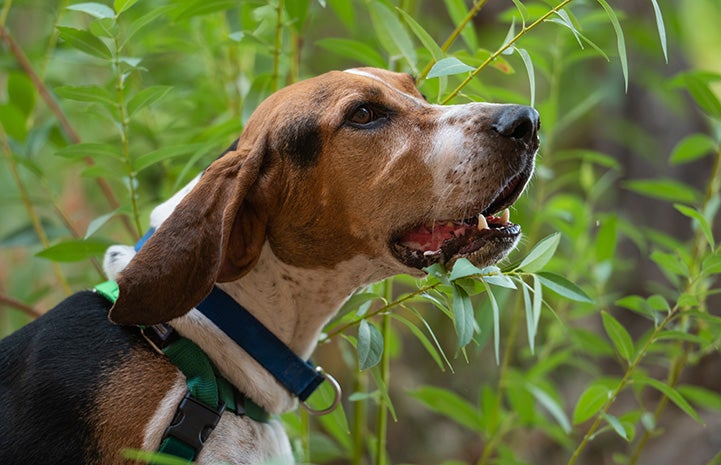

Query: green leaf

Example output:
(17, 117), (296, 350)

(482, 281), (501, 365)
(669, 134), (716, 165)
(449, 257), (484, 280)
(624, 178), (701, 204)
(89, 18), (118, 39)
(573, 384), (610, 424)
(55, 85), (116, 107)
(85, 210), (117, 239)
(527, 383), (571, 433)
(368, 1), (417, 72)
(0, 104), (27, 141)
(285, 0), (311, 31)
(482, 273), (516, 289)
(678, 385), (721, 411)
(172, 0), (240, 20)
(8, 73), (35, 117)
(531, 276), (543, 351)
(114, 0), (139, 15)
(127, 86), (172, 117)
(452, 283), (475, 349)
(124, 5), (174, 46)
(396, 8), (443, 61)
(650, 0), (667, 62)
(596, 0), (628, 91)
(442, 0), (477, 51)
(521, 278), (535, 354)
(55, 142), (121, 160)
(57, 26), (112, 60)
(674, 204), (714, 252)
(537, 272), (592, 303)
(316, 38), (386, 68)
(411, 386), (483, 432)
(428, 57), (474, 79)
(67, 2), (115, 19)
(676, 72), (721, 119)
(133, 143), (206, 172)
(36, 238), (112, 262)
(518, 232), (560, 272)
(637, 376), (701, 423)
(650, 250), (689, 277)
(603, 413), (631, 441)
(601, 311), (634, 363)
(357, 319), (384, 370)
(551, 9), (583, 49)
(595, 215), (617, 263)
(515, 47), (535, 106)
(391, 313), (447, 371)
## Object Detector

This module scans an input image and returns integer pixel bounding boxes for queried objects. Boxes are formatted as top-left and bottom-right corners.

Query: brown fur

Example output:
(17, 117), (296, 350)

(91, 348), (178, 464)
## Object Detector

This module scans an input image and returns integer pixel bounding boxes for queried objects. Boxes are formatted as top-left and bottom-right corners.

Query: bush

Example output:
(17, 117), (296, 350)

(1, 1), (720, 464)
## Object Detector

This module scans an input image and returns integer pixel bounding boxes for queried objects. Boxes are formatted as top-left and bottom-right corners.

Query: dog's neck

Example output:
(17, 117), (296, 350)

(108, 176), (398, 413)
(170, 242), (392, 414)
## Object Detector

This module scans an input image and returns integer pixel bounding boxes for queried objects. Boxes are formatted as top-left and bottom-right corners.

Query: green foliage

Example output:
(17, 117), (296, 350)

(2, 1), (721, 465)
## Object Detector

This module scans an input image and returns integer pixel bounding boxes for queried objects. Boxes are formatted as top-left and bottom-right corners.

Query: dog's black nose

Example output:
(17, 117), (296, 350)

(492, 105), (540, 145)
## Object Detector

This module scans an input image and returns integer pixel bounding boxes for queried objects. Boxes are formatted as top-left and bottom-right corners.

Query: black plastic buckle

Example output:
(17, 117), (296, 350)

(163, 391), (226, 453)
(141, 324), (179, 355)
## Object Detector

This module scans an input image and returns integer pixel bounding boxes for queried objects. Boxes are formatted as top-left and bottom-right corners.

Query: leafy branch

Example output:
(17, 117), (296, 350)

(442, 0), (575, 103)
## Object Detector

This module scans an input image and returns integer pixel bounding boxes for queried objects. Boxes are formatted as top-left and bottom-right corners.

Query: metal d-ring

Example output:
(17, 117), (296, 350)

(301, 367), (342, 416)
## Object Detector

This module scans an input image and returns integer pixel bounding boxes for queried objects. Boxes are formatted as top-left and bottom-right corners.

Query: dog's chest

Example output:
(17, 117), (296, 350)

(194, 414), (293, 465)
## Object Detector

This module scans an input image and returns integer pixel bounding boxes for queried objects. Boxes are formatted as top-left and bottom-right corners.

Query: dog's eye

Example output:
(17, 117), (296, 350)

(349, 106), (374, 125)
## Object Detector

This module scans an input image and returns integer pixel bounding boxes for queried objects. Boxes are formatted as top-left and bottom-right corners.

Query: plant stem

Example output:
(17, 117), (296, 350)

(566, 306), (678, 465)
(323, 282), (441, 341)
(113, 34), (143, 236)
(271, 0), (284, 92)
(374, 279), (393, 465)
(0, 293), (43, 319)
(417, 0), (488, 83)
(300, 408), (311, 464)
(627, 140), (721, 464)
(0, 127), (72, 295)
(0, 24), (136, 240)
(442, 0), (575, 104)
(351, 369), (367, 465)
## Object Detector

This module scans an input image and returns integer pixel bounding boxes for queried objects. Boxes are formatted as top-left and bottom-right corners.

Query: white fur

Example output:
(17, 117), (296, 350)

(142, 374), (187, 450)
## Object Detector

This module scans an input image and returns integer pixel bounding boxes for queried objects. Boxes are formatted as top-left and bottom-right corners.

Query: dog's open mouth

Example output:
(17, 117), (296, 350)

(391, 170), (531, 270)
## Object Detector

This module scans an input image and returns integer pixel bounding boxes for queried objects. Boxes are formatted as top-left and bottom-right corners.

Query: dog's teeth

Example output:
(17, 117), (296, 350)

(477, 214), (489, 231)
(499, 208), (510, 224)
(423, 249), (441, 256)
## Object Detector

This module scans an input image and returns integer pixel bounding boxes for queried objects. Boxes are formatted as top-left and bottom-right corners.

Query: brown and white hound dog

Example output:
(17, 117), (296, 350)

(0, 68), (539, 464)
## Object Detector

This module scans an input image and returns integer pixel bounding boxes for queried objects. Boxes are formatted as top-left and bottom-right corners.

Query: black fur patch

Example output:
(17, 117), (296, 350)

(217, 138), (240, 160)
(274, 116), (322, 168)
(0, 292), (140, 464)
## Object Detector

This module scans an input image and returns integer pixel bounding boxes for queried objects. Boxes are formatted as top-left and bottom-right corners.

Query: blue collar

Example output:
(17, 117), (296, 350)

(196, 286), (324, 401)
(134, 227), (330, 404)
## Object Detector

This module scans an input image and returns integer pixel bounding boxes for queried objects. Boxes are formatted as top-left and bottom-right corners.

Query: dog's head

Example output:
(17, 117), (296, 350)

(109, 67), (539, 325)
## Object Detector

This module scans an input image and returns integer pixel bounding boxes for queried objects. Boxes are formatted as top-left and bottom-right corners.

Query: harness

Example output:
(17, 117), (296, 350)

(94, 228), (340, 463)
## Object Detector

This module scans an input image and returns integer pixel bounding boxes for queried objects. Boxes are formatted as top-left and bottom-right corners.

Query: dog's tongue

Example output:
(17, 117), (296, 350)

(399, 221), (472, 252)
(399, 209), (512, 254)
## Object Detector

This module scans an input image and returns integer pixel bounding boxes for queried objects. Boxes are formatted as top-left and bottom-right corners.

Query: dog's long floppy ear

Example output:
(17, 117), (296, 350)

(108, 137), (268, 326)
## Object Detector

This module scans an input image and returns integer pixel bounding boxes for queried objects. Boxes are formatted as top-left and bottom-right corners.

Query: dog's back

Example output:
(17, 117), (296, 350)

(0, 292), (171, 464)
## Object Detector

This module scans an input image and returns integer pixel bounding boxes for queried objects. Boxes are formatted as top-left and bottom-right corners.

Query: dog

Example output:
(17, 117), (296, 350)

(0, 67), (539, 465)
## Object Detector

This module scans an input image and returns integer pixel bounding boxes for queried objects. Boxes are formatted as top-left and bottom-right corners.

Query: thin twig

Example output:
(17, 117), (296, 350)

(0, 126), (72, 295)
(0, 293), (43, 319)
(417, 0), (488, 83)
(271, 0), (284, 92)
(0, 24), (137, 240)
(442, 0), (574, 104)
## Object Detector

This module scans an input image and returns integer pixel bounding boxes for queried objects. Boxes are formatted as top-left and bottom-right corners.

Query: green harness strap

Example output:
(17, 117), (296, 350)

(94, 281), (269, 464)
